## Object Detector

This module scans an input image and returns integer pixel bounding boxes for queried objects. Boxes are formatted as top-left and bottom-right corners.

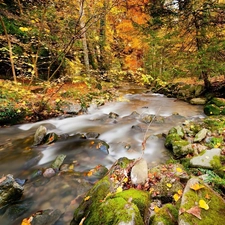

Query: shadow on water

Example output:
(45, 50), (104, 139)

(0, 88), (205, 224)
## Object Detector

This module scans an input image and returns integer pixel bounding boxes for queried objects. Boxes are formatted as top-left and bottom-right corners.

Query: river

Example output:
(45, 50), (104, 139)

(0, 87), (204, 224)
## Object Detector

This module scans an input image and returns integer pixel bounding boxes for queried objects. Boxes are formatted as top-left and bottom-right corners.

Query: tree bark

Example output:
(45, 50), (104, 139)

(0, 16), (17, 82)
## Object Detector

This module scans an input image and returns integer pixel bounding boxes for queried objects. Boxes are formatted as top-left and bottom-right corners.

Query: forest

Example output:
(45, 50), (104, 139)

(0, 0), (225, 123)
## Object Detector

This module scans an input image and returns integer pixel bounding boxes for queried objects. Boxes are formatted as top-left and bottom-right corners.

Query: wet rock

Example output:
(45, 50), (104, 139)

(85, 132), (100, 139)
(0, 200), (33, 224)
(178, 177), (225, 225)
(43, 168), (56, 178)
(0, 174), (24, 208)
(29, 209), (62, 225)
(84, 165), (108, 183)
(33, 125), (47, 145)
(43, 132), (58, 144)
(190, 98), (207, 105)
(109, 112), (119, 119)
(190, 148), (221, 169)
(131, 159), (148, 185)
(51, 154), (66, 170)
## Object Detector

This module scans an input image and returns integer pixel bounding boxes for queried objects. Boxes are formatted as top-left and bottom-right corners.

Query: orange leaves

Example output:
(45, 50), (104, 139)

(186, 206), (202, 220)
(21, 219), (32, 225)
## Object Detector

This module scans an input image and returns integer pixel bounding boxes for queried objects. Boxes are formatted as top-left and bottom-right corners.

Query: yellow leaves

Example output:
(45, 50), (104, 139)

(173, 193), (181, 202)
(173, 189), (183, 202)
(84, 196), (91, 201)
(166, 183), (172, 188)
(154, 206), (160, 213)
(19, 27), (31, 32)
(199, 199), (209, 210)
(190, 183), (205, 191)
(176, 167), (183, 173)
(116, 186), (123, 193)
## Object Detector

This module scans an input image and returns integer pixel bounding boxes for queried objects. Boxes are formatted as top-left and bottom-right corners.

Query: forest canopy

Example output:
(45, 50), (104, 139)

(0, 0), (225, 88)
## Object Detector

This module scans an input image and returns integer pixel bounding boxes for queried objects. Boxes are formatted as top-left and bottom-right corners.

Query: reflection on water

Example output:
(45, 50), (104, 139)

(0, 90), (204, 224)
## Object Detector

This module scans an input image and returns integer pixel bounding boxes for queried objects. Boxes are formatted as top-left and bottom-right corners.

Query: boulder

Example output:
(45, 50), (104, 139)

(178, 177), (225, 225)
(190, 148), (221, 169)
(0, 174), (24, 208)
(190, 98), (207, 105)
(70, 157), (151, 225)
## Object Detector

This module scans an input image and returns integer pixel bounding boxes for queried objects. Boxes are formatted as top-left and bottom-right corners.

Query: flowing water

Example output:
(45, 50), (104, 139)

(0, 87), (204, 224)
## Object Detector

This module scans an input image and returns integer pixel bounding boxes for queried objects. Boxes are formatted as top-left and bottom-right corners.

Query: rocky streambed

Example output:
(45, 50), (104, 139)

(0, 89), (225, 225)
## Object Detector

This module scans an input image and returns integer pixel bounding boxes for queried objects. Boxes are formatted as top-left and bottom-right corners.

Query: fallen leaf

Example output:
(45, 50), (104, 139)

(179, 207), (186, 215)
(21, 219), (31, 225)
(166, 183), (172, 188)
(0, 176), (6, 183)
(173, 193), (181, 202)
(199, 199), (209, 210)
(84, 196), (91, 201)
(205, 193), (211, 199)
(190, 183), (205, 191)
(177, 189), (183, 195)
(116, 186), (123, 193)
(154, 206), (160, 213)
(186, 206), (202, 220)
(176, 167), (183, 173)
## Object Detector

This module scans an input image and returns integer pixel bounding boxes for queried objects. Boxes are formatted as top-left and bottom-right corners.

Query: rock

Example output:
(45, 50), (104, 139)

(150, 203), (178, 225)
(70, 157), (151, 225)
(0, 174), (24, 208)
(204, 104), (221, 116)
(43, 168), (56, 178)
(33, 125), (47, 145)
(109, 112), (119, 119)
(178, 177), (225, 225)
(193, 128), (209, 142)
(85, 132), (100, 139)
(43, 132), (58, 144)
(131, 159), (148, 185)
(190, 148), (221, 169)
(172, 141), (192, 158)
(190, 98), (207, 105)
(51, 154), (66, 170)
(210, 97), (225, 107)
(28, 209), (62, 225)
(149, 164), (189, 203)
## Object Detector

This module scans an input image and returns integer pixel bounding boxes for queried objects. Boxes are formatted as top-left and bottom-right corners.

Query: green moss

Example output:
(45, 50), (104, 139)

(207, 137), (223, 148)
(210, 155), (225, 178)
(165, 133), (182, 149)
(85, 197), (143, 225)
(116, 188), (150, 218)
(180, 187), (225, 225)
(151, 203), (179, 225)
(204, 104), (221, 116)
(172, 140), (191, 157)
(210, 98), (225, 107)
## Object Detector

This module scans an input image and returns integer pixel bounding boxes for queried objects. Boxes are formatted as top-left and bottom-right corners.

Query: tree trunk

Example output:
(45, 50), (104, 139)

(79, 0), (90, 73)
(0, 16), (17, 82)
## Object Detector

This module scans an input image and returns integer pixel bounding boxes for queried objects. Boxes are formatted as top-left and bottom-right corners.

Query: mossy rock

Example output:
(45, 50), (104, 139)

(150, 203), (178, 225)
(71, 186), (150, 225)
(179, 177), (225, 225)
(210, 97), (225, 107)
(172, 140), (192, 158)
(165, 134), (182, 149)
(204, 104), (221, 116)
(70, 157), (152, 225)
